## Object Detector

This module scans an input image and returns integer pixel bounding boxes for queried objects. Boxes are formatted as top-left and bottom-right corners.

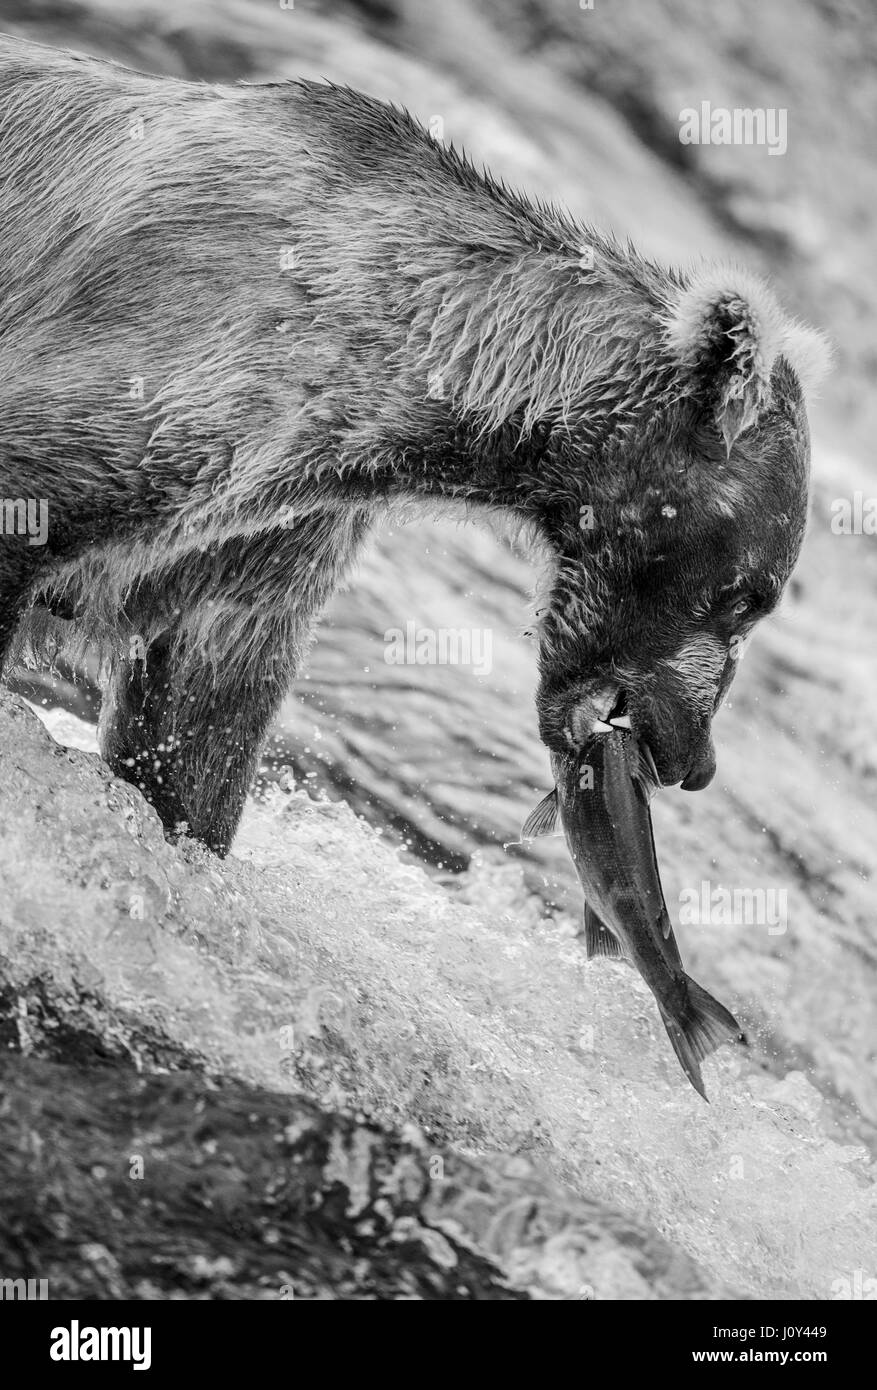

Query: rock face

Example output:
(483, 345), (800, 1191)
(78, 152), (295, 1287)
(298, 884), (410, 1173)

(0, 1053), (527, 1302)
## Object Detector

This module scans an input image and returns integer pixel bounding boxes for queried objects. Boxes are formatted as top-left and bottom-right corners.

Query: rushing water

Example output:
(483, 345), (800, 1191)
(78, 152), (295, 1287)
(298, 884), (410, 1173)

(23, 598), (877, 1305)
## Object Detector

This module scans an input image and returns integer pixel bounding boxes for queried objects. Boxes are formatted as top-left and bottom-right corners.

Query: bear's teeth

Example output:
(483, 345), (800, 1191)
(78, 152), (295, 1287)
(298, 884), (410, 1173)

(609, 715), (632, 729)
(592, 719), (614, 733)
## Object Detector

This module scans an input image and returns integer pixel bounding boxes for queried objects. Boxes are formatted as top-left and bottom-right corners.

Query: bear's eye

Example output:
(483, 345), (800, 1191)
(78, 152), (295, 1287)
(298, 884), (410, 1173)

(727, 590), (767, 622)
(713, 587), (761, 622)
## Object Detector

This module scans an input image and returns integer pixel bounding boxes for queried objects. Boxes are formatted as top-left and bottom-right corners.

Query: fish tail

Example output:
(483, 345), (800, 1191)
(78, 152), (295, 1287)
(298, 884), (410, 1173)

(659, 977), (745, 1102)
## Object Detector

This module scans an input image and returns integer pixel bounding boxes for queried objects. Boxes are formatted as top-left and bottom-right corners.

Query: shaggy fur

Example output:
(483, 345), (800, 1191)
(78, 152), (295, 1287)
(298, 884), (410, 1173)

(0, 37), (830, 851)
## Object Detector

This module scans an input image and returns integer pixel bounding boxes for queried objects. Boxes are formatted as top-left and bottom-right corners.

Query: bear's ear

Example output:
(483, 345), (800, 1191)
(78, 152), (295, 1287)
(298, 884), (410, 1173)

(662, 267), (832, 453)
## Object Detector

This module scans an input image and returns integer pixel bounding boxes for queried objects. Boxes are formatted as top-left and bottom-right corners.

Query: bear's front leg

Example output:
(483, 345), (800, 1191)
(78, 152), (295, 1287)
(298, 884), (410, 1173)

(100, 628), (292, 855)
(99, 632), (190, 839)
(98, 511), (371, 854)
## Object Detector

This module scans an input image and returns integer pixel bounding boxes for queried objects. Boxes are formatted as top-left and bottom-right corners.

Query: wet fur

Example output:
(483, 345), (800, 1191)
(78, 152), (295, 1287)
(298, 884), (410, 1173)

(0, 37), (829, 851)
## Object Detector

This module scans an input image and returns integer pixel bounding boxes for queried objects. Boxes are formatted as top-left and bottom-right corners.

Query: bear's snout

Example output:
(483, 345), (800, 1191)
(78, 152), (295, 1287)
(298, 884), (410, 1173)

(627, 684), (718, 791)
(537, 667), (722, 793)
(680, 738), (717, 790)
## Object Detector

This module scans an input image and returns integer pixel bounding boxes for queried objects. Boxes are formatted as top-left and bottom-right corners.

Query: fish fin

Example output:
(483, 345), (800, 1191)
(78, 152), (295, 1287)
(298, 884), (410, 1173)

(521, 788), (559, 839)
(630, 741), (660, 803)
(659, 977), (745, 1102)
(582, 903), (625, 960)
(658, 918), (685, 972)
(659, 906), (672, 940)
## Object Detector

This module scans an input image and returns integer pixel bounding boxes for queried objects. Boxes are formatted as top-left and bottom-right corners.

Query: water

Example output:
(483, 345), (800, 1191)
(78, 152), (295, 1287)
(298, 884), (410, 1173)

(18, 702), (877, 1300)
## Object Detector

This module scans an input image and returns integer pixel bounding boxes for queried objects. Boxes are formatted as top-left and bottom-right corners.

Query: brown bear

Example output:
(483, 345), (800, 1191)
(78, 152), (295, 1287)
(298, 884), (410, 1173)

(0, 36), (829, 854)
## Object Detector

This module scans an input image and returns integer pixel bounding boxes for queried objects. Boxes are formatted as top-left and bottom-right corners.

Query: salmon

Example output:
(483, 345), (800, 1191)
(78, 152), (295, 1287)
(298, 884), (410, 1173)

(523, 728), (744, 1099)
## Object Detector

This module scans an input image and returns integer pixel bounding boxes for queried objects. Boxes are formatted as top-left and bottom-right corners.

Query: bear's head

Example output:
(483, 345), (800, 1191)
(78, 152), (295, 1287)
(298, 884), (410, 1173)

(533, 265), (831, 789)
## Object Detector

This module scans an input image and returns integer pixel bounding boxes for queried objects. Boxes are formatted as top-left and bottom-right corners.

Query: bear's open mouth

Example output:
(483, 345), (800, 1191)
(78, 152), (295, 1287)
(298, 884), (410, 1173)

(607, 689), (631, 728)
(591, 688), (631, 734)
